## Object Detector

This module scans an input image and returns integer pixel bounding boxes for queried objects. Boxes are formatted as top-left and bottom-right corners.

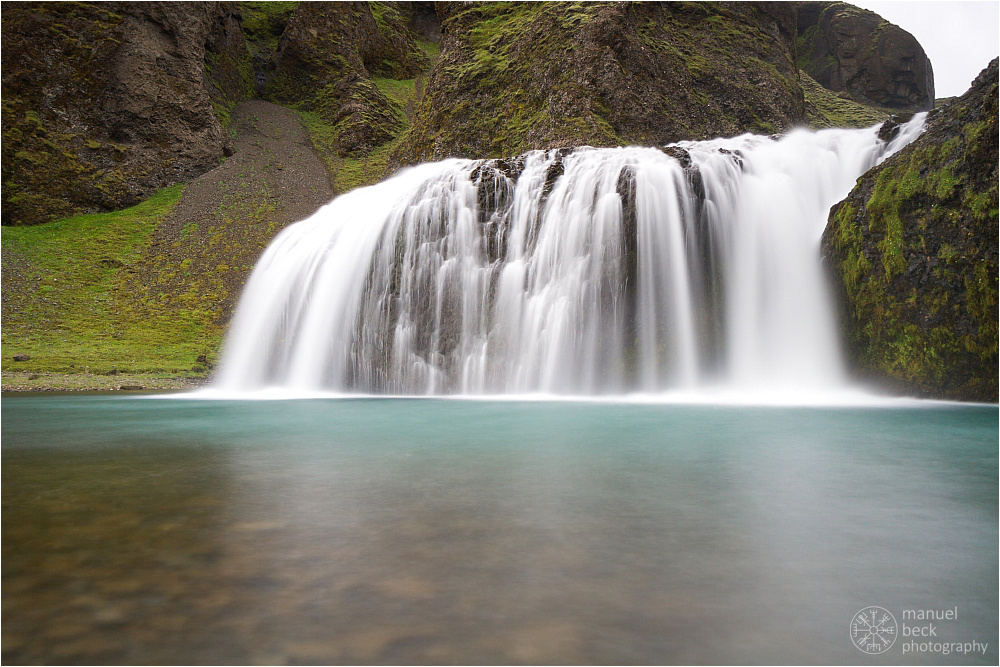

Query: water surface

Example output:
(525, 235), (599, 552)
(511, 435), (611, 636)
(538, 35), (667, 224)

(3, 395), (996, 664)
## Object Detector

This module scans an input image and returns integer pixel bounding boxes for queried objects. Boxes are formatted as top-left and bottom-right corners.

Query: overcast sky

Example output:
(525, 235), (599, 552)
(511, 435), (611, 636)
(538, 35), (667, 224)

(853, 1), (999, 98)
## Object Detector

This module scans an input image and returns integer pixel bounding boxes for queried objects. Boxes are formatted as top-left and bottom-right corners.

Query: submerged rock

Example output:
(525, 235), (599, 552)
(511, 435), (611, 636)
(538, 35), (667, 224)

(823, 59), (998, 402)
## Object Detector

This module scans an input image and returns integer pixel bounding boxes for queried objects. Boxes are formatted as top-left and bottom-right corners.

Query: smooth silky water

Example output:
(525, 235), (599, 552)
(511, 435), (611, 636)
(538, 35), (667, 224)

(2, 396), (997, 664)
(4, 119), (998, 664)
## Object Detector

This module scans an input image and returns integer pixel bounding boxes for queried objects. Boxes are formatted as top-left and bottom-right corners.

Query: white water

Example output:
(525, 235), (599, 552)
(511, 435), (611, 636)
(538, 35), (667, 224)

(216, 117), (926, 396)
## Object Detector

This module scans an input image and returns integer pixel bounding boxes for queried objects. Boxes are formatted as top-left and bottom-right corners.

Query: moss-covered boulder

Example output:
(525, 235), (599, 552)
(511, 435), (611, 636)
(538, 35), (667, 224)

(796, 2), (934, 112)
(392, 1), (805, 164)
(823, 59), (998, 401)
(261, 1), (428, 157)
(1, 2), (254, 227)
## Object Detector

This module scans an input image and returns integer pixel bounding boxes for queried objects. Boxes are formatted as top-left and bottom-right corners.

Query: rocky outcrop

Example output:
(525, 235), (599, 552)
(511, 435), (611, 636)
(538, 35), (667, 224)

(261, 1), (429, 157)
(1, 1), (252, 226)
(822, 59), (998, 402)
(392, 2), (805, 165)
(796, 2), (934, 112)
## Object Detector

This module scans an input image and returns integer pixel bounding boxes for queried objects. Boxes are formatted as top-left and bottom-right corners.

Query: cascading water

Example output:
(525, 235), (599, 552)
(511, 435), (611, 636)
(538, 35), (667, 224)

(215, 116), (926, 395)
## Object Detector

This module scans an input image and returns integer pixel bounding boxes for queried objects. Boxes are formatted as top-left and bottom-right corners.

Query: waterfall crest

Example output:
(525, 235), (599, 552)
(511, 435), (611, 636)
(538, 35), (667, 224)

(216, 117), (926, 395)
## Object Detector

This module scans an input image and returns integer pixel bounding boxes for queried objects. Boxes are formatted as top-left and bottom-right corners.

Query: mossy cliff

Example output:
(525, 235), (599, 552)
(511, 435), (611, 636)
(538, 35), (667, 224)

(1, 2), (253, 227)
(796, 1), (934, 112)
(261, 2), (428, 157)
(823, 59), (998, 402)
(392, 2), (805, 164)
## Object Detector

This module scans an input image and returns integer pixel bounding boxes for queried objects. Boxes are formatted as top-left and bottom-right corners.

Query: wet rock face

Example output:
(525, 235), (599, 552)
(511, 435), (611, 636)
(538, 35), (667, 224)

(822, 59), (998, 402)
(1, 2), (251, 226)
(797, 2), (934, 112)
(393, 2), (805, 165)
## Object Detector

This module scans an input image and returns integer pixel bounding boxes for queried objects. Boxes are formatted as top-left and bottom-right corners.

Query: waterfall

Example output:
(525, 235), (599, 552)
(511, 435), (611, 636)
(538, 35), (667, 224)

(215, 116), (926, 395)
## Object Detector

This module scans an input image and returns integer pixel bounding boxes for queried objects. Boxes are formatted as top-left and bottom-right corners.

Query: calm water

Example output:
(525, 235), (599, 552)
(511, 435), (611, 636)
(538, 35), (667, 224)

(2, 394), (997, 664)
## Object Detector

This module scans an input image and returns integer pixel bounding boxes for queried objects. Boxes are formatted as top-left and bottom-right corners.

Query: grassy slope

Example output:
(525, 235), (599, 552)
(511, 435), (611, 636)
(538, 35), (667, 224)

(2, 186), (219, 378)
(2, 3), (430, 388)
(800, 69), (889, 129)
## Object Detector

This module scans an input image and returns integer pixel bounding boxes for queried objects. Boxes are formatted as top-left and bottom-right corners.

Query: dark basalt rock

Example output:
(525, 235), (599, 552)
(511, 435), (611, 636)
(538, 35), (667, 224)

(876, 112), (915, 143)
(393, 2), (805, 165)
(262, 2), (428, 158)
(1, 2), (251, 226)
(616, 165), (639, 384)
(822, 59), (998, 402)
(717, 148), (745, 170)
(539, 148), (574, 204)
(471, 159), (519, 264)
(796, 2), (935, 112)
(661, 146), (692, 169)
(469, 156), (525, 186)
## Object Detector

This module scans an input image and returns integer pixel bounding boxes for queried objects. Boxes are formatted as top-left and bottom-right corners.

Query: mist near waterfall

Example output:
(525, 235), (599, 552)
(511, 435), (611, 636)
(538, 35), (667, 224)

(216, 117), (926, 396)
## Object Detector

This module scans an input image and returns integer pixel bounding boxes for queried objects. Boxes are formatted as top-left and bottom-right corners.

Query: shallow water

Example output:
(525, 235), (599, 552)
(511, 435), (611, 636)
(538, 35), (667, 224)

(2, 395), (997, 664)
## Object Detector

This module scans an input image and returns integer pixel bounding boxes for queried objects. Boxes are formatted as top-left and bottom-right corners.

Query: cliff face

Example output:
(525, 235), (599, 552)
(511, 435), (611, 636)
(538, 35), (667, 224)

(1, 2), (252, 226)
(260, 1), (428, 157)
(796, 1), (934, 112)
(822, 59), (998, 402)
(392, 1), (805, 165)
(3, 1), (935, 224)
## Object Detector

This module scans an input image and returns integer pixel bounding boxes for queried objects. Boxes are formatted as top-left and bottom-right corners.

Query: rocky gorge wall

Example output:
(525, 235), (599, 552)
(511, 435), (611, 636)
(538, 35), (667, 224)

(391, 2), (806, 165)
(260, 1), (428, 157)
(6, 1), (996, 402)
(796, 1), (934, 112)
(823, 59), (998, 402)
(2, 1), (941, 225)
(1, 2), (253, 226)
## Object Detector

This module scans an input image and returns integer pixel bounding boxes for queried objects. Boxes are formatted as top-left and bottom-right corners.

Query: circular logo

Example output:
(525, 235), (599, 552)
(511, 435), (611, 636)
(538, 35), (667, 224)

(851, 606), (898, 654)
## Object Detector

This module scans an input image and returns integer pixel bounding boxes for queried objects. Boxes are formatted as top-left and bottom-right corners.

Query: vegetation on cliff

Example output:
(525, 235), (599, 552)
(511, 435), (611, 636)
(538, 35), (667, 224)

(249, 1), (435, 192)
(392, 2), (806, 165)
(1, 2), (249, 226)
(823, 59), (998, 401)
(800, 69), (888, 129)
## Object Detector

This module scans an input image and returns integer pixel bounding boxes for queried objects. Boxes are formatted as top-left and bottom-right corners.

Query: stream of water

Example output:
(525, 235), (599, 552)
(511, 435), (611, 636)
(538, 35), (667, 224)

(216, 117), (926, 396)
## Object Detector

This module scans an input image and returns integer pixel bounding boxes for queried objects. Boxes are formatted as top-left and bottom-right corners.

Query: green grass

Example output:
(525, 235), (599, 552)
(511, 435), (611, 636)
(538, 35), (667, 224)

(800, 69), (889, 129)
(373, 77), (417, 107)
(415, 38), (440, 64)
(297, 109), (408, 194)
(1, 185), (224, 376)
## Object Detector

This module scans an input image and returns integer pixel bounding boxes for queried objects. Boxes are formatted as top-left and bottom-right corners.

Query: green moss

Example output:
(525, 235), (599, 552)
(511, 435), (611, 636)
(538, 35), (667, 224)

(374, 77), (416, 108)
(829, 68), (999, 400)
(800, 70), (888, 129)
(865, 171), (906, 280)
(239, 1), (298, 59)
(965, 262), (999, 355)
(0, 185), (220, 374)
(963, 188), (996, 219)
(415, 38), (440, 64)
